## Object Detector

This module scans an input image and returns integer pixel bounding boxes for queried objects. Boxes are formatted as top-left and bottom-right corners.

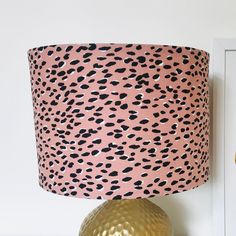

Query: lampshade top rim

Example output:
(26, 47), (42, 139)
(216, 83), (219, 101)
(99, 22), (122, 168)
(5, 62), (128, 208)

(27, 43), (209, 55)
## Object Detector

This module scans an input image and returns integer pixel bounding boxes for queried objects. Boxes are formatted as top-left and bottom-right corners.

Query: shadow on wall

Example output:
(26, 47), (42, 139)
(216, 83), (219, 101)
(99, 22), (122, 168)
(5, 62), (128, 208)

(151, 196), (188, 236)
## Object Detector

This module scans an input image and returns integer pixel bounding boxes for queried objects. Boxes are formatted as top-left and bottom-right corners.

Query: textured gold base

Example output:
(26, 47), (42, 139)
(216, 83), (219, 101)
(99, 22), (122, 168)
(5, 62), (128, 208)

(79, 199), (172, 236)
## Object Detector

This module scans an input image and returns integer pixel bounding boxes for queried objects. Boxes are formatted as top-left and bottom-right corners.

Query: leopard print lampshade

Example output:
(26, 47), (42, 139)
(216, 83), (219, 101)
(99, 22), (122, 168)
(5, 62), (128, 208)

(27, 43), (209, 200)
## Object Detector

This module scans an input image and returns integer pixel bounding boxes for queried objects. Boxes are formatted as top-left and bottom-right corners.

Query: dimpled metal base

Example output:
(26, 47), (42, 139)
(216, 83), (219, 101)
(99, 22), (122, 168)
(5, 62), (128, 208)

(79, 199), (172, 236)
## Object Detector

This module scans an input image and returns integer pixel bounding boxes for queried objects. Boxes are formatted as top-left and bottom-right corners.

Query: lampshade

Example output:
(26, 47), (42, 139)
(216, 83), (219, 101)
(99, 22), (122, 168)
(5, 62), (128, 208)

(28, 43), (209, 200)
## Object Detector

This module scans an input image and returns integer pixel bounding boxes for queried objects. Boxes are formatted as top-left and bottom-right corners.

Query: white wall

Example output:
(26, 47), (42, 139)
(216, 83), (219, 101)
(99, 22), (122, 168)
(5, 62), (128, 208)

(1, 0), (236, 235)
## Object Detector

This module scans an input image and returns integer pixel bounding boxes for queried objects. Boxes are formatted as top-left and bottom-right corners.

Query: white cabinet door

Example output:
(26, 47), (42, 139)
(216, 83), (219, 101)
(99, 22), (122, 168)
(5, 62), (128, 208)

(213, 40), (236, 236)
(225, 50), (236, 236)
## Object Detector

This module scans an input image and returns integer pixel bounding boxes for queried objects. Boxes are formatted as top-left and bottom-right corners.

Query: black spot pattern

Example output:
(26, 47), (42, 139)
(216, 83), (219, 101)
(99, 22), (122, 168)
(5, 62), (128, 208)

(28, 43), (210, 200)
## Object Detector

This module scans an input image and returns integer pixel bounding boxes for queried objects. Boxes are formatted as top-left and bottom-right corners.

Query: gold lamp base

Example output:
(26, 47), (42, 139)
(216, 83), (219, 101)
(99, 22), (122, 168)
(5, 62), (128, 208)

(79, 199), (172, 236)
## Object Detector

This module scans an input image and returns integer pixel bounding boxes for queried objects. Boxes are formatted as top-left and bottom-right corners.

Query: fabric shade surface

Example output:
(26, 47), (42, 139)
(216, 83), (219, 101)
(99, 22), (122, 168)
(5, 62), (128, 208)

(27, 43), (210, 200)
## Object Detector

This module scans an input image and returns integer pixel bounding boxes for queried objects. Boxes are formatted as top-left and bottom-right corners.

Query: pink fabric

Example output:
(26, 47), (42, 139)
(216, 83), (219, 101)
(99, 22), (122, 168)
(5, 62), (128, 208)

(28, 43), (210, 199)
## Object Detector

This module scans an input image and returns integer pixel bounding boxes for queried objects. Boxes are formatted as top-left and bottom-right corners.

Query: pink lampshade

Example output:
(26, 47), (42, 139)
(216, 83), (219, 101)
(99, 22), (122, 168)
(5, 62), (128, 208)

(28, 43), (209, 200)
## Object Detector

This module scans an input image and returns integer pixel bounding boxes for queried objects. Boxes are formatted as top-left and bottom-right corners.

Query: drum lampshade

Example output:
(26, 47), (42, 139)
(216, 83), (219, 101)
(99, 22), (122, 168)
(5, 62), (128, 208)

(27, 43), (210, 200)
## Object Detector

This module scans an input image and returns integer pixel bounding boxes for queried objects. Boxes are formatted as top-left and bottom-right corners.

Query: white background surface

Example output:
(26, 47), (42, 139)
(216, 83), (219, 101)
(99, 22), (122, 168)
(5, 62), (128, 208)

(225, 51), (236, 236)
(1, 0), (236, 235)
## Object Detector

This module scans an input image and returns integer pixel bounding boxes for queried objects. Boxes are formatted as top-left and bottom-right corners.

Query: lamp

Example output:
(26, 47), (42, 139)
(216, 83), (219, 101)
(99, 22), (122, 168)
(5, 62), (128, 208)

(27, 43), (209, 236)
